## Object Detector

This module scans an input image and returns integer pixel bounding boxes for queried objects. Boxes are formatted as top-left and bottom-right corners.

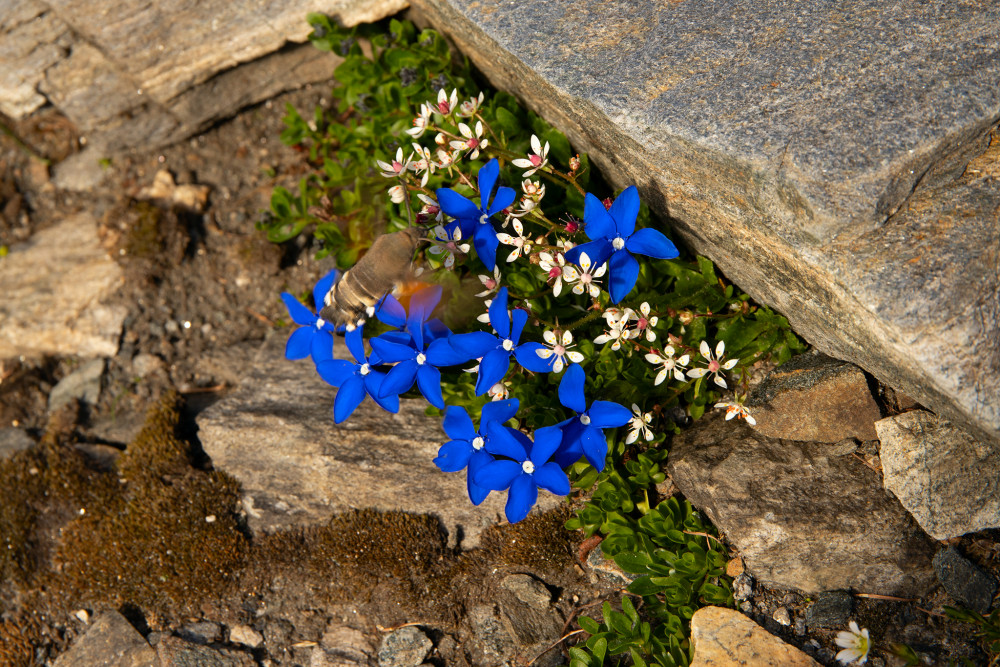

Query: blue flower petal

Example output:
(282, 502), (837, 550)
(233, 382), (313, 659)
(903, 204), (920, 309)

(509, 309), (528, 345)
(379, 360), (418, 398)
(564, 238), (613, 268)
(484, 422), (529, 461)
(316, 359), (356, 387)
(365, 371), (399, 413)
(416, 364), (444, 409)
(426, 337), (469, 367)
(473, 459), (523, 491)
(310, 329), (334, 363)
(580, 426), (609, 471)
(467, 449), (494, 505)
(607, 250), (640, 304)
(448, 331), (500, 359)
(587, 400), (633, 428)
(437, 188), (480, 221)
(582, 192), (616, 240)
(481, 398), (519, 427)
(374, 294), (407, 328)
(477, 158), (500, 203)
(488, 185), (516, 217)
(474, 222), (500, 271)
(424, 318), (451, 343)
(313, 269), (339, 313)
(626, 227), (680, 259)
(475, 348), (511, 396)
(558, 364), (588, 413)
(529, 425), (564, 465)
(333, 375), (366, 423)
(443, 405), (476, 440)
(344, 327), (367, 364)
(434, 439), (473, 473)
(552, 429), (584, 468)
(281, 293), (317, 326)
(488, 287), (511, 338)
(284, 326), (313, 360)
(608, 185), (640, 237)
(505, 474), (538, 523)
(370, 336), (417, 364)
(514, 342), (551, 373)
(533, 462), (571, 496)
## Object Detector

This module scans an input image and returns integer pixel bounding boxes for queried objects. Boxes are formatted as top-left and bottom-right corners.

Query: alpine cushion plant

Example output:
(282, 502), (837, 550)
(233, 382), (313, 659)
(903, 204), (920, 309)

(564, 186), (681, 303)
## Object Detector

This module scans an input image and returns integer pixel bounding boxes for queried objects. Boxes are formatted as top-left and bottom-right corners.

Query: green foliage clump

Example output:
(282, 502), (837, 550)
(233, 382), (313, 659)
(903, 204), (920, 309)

(945, 606), (1000, 663)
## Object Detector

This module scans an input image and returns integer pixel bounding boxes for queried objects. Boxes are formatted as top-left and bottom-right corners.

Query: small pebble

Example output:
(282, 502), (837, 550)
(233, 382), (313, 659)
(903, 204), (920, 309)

(772, 606), (791, 626)
(73, 609), (90, 624)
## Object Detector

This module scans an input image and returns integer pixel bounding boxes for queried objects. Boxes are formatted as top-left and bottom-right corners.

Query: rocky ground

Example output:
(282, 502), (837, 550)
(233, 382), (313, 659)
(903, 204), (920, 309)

(1, 80), (998, 666)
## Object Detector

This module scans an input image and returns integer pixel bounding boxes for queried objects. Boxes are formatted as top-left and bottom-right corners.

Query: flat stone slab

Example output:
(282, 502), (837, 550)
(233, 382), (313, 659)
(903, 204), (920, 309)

(0, 214), (126, 359)
(668, 416), (936, 596)
(411, 0), (1000, 445)
(690, 606), (820, 667)
(876, 410), (1000, 540)
(197, 334), (561, 549)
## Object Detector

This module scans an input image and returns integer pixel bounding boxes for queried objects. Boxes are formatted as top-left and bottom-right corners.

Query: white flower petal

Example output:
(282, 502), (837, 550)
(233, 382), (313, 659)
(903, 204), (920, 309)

(566, 351), (584, 363)
(654, 370), (667, 386)
(543, 330), (557, 345)
(699, 340), (711, 357)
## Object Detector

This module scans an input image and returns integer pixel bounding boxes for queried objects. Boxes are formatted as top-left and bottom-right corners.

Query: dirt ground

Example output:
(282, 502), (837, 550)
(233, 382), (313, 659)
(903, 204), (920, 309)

(1, 82), (997, 666)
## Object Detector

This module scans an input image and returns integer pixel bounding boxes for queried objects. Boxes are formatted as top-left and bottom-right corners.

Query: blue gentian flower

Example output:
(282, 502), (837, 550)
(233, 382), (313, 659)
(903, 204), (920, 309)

(281, 269), (338, 362)
(564, 186), (679, 303)
(370, 286), (467, 408)
(436, 158), (516, 270)
(555, 364), (632, 471)
(449, 287), (548, 395)
(434, 399), (519, 505)
(316, 327), (398, 423)
(474, 423), (571, 523)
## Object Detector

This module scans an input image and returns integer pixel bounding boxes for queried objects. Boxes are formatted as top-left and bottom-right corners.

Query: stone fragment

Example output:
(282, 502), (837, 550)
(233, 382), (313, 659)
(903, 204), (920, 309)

(732, 573), (754, 602)
(377, 626), (432, 667)
(131, 353), (166, 379)
(176, 621), (222, 645)
(136, 170), (211, 212)
(746, 353), (880, 443)
(0, 214), (126, 358)
(804, 591), (853, 630)
(410, 0), (1000, 445)
(933, 547), (998, 615)
(156, 636), (255, 667)
(0, 427), (34, 459)
(668, 417), (936, 595)
(876, 410), (1000, 539)
(52, 610), (157, 667)
(690, 606), (821, 667)
(467, 605), (517, 665)
(501, 574), (552, 609)
(197, 335), (561, 548)
(48, 358), (105, 412)
(320, 623), (373, 664)
(0, 4), (70, 118)
(585, 547), (639, 588)
(227, 625), (263, 650)
(772, 607), (791, 626)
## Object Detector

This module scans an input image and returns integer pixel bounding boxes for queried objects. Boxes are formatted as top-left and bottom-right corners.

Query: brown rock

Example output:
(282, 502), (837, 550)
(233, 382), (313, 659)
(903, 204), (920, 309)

(690, 606), (820, 667)
(747, 353), (881, 443)
(52, 610), (157, 667)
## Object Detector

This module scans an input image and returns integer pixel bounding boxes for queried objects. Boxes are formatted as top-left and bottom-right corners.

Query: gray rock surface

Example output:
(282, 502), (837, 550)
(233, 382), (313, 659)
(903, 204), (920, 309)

(747, 352), (881, 443)
(156, 635), (255, 667)
(804, 591), (853, 630)
(48, 358), (104, 412)
(410, 0), (1000, 445)
(0, 427), (34, 459)
(933, 547), (998, 615)
(0, 214), (126, 358)
(377, 626), (432, 667)
(876, 410), (1000, 540)
(52, 610), (157, 667)
(197, 334), (561, 548)
(668, 416), (936, 596)
(2, 0), (406, 167)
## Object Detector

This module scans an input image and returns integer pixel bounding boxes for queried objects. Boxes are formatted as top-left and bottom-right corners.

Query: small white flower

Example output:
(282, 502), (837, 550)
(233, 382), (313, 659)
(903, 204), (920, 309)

(375, 147), (411, 178)
(416, 193), (443, 224)
(408, 143), (437, 187)
(535, 330), (585, 373)
(713, 396), (756, 426)
(511, 134), (550, 177)
(594, 308), (633, 351)
(625, 404), (654, 445)
(686, 340), (739, 389)
(449, 121), (488, 160)
(644, 346), (691, 385)
(388, 184), (406, 204)
(476, 266), (502, 297)
(571, 252), (606, 298)
(495, 219), (532, 262)
(433, 88), (459, 116)
(435, 149), (456, 169)
(630, 302), (659, 342)
(426, 225), (470, 269)
(406, 103), (432, 138)
(458, 92), (484, 117)
(488, 380), (511, 401)
(834, 621), (870, 665)
(538, 252), (578, 297)
(477, 299), (493, 324)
